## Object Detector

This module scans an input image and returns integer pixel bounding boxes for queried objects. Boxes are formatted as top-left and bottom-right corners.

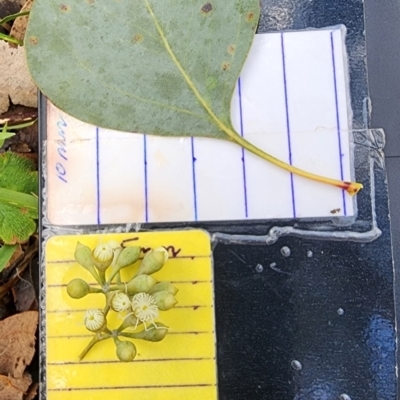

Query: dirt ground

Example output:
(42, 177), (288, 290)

(0, 0), (39, 398)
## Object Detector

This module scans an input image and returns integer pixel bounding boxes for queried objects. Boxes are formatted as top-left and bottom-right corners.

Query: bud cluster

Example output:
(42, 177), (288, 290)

(67, 240), (178, 362)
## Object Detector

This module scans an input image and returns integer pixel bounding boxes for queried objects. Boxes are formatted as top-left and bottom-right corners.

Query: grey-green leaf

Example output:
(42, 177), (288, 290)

(25, 0), (260, 138)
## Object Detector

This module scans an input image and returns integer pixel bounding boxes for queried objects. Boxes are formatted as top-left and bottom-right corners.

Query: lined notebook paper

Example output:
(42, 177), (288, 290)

(46, 26), (354, 225)
(45, 231), (217, 400)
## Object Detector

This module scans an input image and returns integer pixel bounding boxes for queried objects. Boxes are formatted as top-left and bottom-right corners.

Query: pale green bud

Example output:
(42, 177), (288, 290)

(126, 274), (157, 295)
(74, 242), (102, 284)
(139, 323), (168, 342)
(67, 278), (90, 299)
(84, 309), (106, 332)
(108, 246), (141, 283)
(115, 338), (136, 362)
(116, 246), (141, 269)
(92, 243), (114, 271)
(74, 242), (94, 270)
(152, 290), (178, 311)
(138, 247), (169, 275)
(149, 281), (179, 296)
(117, 313), (140, 332)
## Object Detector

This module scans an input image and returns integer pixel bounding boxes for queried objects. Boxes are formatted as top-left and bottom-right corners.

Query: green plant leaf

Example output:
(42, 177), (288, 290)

(0, 11), (30, 26)
(0, 203), (36, 244)
(0, 120), (37, 148)
(0, 188), (38, 218)
(0, 32), (22, 46)
(24, 0), (362, 194)
(0, 153), (38, 244)
(0, 152), (38, 195)
(0, 244), (18, 272)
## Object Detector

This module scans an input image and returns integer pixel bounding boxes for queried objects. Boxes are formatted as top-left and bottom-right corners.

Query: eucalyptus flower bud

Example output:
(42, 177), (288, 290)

(138, 323), (169, 342)
(67, 278), (90, 299)
(74, 242), (94, 269)
(149, 281), (179, 296)
(74, 242), (102, 284)
(111, 291), (131, 312)
(138, 247), (169, 275)
(126, 274), (157, 295)
(152, 290), (178, 311)
(92, 243), (114, 271)
(116, 246), (141, 269)
(84, 309), (106, 332)
(114, 338), (136, 362)
(108, 246), (141, 282)
(117, 313), (140, 332)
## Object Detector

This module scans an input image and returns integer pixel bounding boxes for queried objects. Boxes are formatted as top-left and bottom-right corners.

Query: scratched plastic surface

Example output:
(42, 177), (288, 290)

(39, 0), (397, 399)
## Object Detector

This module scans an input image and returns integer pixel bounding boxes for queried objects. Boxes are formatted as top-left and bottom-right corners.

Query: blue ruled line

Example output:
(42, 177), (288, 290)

(95, 127), (101, 224)
(330, 31), (347, 216)
(281, 33), (297, 219)
(191, 137), (198, 221)
(238, 77), (249, 218)
(143, 135), (149, 222)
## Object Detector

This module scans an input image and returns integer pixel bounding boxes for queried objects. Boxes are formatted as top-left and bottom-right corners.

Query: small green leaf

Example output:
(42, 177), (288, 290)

(0, 188), (38, 218)
(0, 244), (18, 272)
(0, 11), (30, 26)
(0, 32), (23, 46)
(0, 152), (38, 195)
(0, 153), (38, 244)
(0, 120), (37, 148)
(0, 203), (36, 244)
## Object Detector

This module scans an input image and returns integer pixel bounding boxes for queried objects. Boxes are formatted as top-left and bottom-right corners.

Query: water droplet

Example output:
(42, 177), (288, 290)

(306, 250), (313, 258)
(255, 264), (264, 273)
(270, 262), (277, 268)
(339, 394), (351, 400)
(280, 246), (291, 257)
(337, 308), (344, 315)
(291, 360), (302, 370)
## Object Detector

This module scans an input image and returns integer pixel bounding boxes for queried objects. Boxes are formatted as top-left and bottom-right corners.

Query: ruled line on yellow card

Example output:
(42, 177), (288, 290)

(45, 230), (218, 400)
(46, 384), (216, 400)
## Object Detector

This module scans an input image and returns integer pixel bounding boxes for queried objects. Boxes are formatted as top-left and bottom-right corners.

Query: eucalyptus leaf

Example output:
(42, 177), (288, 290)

(25, 0), (362, 194)
(25, 0), (259, 139)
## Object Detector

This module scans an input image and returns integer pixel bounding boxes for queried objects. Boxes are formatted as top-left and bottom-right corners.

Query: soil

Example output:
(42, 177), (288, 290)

(0, 1), (40, 399)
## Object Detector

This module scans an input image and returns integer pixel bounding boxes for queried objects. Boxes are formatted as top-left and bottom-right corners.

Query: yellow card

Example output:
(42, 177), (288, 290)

(45, 230), (218, 400)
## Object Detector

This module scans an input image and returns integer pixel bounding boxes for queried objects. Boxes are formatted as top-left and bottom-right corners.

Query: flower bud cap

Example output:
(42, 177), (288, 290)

(84, 309), (106, 332)
(92, 243), (114, 271)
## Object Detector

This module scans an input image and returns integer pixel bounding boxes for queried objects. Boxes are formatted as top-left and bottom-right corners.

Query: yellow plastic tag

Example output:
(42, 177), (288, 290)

(45, 230), (217, 400)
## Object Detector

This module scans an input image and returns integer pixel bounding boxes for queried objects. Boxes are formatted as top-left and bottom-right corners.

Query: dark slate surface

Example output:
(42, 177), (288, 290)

(214, 162), (396, 400)
(365, 1), (400, 398)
